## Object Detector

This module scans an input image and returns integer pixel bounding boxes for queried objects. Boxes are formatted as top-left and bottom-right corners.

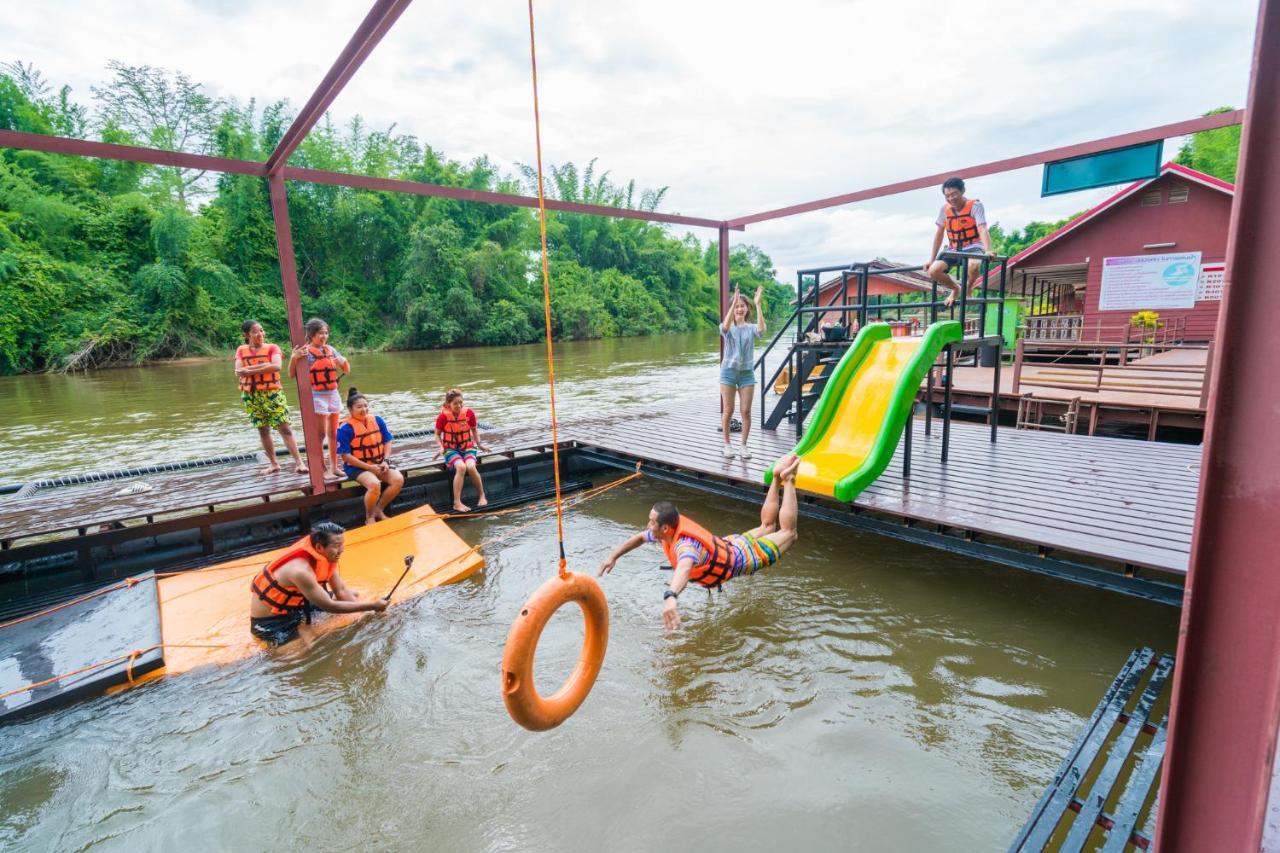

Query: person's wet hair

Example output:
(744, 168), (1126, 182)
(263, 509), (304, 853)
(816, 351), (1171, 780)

(304, 317), (328, 341)
(942, 176), (965, 193)
(240, 319), (261, 343)
(444, 388), (464, 405)
(652, 501), (680, 530)
(310, 521), (345, 547)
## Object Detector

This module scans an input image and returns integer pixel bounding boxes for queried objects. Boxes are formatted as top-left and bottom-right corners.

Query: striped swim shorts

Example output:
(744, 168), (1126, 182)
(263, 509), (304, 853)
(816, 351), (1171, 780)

(724, 531), (781, 578)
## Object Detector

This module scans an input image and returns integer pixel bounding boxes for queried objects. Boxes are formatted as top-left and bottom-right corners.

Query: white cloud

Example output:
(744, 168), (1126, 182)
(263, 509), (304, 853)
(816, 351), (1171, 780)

(5, 0), (1256, 282)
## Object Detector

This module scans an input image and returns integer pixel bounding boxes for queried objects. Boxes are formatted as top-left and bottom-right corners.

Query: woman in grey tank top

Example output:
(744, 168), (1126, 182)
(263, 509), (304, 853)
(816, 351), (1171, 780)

(719, 286), (766, 459)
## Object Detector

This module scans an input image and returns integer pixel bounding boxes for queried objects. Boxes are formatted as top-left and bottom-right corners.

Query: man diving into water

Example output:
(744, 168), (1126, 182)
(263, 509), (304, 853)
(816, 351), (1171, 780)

(599, 453), (801, 630)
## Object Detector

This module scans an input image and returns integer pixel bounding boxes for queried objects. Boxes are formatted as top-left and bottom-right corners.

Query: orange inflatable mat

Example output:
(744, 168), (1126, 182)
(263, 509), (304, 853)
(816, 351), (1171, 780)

(141, 507), (483, 682)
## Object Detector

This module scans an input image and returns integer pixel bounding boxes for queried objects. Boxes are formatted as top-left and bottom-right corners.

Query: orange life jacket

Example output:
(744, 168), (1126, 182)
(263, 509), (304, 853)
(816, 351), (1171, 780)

(660, 515), (736, 590)
(439, 409), (475, 451)
(236, 344), (282, 393)
(251, 536), (336, 615)
(944, 199), (981, 249)
(308, 345), (340, 391)
(344, 415), (386, 465)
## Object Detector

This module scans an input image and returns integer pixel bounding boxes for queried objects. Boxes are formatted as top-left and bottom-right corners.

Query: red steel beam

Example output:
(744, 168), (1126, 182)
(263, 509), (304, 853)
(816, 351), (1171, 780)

(0, 129), (267, 176)
(0, 131), (730, 229)
(267, 171), (328, 496)
(264, 0), (413, 174)
(727, 110), (1245, 227)
(283, 165), (736, 229)
(1155, 0), (1280, 847)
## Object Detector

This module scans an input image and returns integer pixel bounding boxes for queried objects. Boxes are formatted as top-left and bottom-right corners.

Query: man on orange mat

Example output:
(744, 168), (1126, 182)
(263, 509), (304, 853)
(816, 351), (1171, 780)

(598, 453), (801, 631)
(249, 522), (387, 645)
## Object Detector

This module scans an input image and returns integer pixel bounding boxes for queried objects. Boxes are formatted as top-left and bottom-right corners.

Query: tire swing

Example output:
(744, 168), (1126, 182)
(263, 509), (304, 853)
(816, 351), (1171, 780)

(502, 0), (608, 732)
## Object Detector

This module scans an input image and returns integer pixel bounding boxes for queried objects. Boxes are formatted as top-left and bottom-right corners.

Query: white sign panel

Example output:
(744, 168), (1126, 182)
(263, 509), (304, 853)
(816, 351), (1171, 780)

(1196, 263), (1225, 302)
(1098, 252), (1202, 311)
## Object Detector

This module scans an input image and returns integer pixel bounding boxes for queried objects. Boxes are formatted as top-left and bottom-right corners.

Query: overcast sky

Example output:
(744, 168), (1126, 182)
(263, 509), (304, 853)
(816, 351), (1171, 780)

(7, 0), (1258, 281)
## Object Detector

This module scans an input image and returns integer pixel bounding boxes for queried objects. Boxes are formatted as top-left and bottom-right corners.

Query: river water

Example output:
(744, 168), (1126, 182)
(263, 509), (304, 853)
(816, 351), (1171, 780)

(0, 333), (1178, 850)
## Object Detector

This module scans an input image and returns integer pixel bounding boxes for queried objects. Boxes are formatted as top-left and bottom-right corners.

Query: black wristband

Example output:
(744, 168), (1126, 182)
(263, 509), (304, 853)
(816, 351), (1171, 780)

(663, 589), (679, 601)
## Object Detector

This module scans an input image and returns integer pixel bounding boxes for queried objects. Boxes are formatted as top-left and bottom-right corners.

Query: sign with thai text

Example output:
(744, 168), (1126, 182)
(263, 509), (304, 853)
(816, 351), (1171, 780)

(1196, 263), (1225, 301)
(1098, 252), (1201, 311)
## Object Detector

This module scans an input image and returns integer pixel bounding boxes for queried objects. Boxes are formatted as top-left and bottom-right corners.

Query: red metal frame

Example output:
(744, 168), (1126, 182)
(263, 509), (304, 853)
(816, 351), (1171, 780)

(7, 10), (1280, 837)
(1155, 0), (1280, 846)
(727, 110), (1244, 227)
(267, 172), (328, 495)
(265, 0), (412, 174)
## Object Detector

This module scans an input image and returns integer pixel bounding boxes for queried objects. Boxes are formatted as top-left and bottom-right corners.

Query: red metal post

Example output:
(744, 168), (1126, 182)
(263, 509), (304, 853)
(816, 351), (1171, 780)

(1155, 0), (1280, 847)
(718, 225), (730, 364)
(728, 110), (1244, 227)
(267, 172), (328, 496)
(265, 0), (414, 173)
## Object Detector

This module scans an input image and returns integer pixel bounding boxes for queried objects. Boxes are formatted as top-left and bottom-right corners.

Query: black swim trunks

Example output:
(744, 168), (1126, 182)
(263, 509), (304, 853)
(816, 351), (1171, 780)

(250, 612), (305, 646)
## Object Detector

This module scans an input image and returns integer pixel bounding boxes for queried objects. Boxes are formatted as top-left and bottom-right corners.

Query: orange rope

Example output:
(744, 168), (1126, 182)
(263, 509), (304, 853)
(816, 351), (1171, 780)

(526, 0), (568, 579)
(0, 642), (228, 702)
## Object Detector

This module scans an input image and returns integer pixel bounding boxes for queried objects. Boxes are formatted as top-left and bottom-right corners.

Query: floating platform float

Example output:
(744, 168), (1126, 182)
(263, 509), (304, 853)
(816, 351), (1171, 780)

(0, 506), (482, 722)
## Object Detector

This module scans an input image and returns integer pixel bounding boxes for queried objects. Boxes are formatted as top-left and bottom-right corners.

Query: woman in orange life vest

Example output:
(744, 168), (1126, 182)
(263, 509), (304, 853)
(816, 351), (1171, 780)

(433, 388), (489, 513)
(598, 452), (802, 632)
(336, 388), (404, 526)
(924, 176), (996, 307)
(249, 521), (387, 646)
(234, 320), (306, 475)
(287, 317), (351, 478)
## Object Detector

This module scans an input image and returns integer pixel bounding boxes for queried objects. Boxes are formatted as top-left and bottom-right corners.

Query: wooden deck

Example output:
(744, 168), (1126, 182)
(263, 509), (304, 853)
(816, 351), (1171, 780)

(0, 415), (612, 544)
(1, 399), (1201, 595)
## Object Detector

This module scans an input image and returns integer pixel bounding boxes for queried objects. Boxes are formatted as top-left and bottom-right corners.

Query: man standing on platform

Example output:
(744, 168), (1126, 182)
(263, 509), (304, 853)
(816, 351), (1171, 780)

(925, 176), (996, 306)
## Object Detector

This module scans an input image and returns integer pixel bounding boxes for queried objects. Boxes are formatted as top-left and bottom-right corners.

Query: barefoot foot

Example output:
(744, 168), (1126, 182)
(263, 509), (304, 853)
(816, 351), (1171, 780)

(453, 502), (471, 513)
(477, 496), (489, 508)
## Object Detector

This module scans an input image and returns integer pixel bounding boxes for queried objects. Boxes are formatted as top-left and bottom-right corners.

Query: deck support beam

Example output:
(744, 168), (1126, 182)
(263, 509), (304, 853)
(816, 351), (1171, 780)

(1157, 0), (1280, 847)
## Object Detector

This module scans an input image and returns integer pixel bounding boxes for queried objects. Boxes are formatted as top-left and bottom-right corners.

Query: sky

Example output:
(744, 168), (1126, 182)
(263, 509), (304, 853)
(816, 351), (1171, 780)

(5, 0), (1259, 282)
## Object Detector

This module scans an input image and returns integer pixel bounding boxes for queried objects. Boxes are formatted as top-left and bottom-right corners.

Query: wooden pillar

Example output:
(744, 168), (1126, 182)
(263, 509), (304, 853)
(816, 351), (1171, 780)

(1156, 0), (1280, 846)
(267, 171), (327, 496)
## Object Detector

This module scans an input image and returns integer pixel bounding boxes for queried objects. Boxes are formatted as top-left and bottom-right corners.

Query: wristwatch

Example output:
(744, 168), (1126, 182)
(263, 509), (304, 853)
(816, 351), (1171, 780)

(663, 589), (679, 601)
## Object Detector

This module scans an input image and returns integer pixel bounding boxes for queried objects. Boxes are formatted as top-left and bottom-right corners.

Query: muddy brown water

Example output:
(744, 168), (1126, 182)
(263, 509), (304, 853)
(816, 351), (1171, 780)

(0, 333), (1178, 850)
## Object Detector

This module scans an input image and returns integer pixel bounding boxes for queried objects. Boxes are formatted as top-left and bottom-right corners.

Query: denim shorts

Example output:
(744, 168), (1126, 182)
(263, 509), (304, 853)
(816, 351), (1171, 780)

(719, 366), (756, 388)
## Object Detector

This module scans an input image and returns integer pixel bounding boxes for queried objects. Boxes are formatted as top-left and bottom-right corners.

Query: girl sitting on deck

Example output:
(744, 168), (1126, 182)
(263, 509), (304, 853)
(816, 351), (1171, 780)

(288, 318), (351, 478)
(337, 389), (403, 526)
(234, 320), (306, 475)
(720, 285), (766, 459)
(434, 388), (489, 513)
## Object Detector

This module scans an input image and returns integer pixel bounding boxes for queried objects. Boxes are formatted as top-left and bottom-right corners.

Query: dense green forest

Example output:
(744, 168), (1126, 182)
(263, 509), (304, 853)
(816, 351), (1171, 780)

(0, 62), (791, 374)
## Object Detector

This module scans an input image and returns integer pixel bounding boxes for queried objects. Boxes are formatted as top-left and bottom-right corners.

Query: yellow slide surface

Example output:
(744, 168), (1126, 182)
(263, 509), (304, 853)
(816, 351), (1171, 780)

(121, 507), (483, 684)
(794, 337), (923, 496)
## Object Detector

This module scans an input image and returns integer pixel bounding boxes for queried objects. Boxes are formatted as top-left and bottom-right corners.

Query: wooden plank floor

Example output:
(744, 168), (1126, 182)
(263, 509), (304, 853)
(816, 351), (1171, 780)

(573, 397), (1200, 575)
(0, 416), (603, 543)
(1, 399), (1201, 576)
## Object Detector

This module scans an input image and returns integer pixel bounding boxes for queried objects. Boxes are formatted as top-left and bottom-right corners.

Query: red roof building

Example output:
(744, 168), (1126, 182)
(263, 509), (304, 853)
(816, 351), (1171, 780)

(1005, 162), (1233, 342)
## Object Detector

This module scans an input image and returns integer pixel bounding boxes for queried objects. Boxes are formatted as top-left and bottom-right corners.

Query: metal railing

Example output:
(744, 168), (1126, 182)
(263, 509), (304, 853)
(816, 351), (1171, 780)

(755, 253), (1010, 443)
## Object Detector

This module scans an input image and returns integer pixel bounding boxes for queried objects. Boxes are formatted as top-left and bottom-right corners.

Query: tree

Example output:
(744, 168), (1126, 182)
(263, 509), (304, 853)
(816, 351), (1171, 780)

(1175, 106), (1240, 183)
(92, 62), (223, 206)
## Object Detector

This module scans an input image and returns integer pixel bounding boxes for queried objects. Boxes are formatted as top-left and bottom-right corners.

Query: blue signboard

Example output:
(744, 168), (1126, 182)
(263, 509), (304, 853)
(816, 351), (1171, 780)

(1042, 140), (1163, 197)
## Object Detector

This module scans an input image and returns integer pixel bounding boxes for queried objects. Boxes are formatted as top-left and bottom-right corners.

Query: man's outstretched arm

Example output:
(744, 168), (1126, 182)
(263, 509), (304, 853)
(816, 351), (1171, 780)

(599, 531), (648, 576)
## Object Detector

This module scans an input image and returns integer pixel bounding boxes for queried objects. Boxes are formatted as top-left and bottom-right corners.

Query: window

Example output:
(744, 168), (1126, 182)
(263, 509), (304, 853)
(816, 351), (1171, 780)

(1169, 183), (1190, 204)
(1141, 189), (1162, 207)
